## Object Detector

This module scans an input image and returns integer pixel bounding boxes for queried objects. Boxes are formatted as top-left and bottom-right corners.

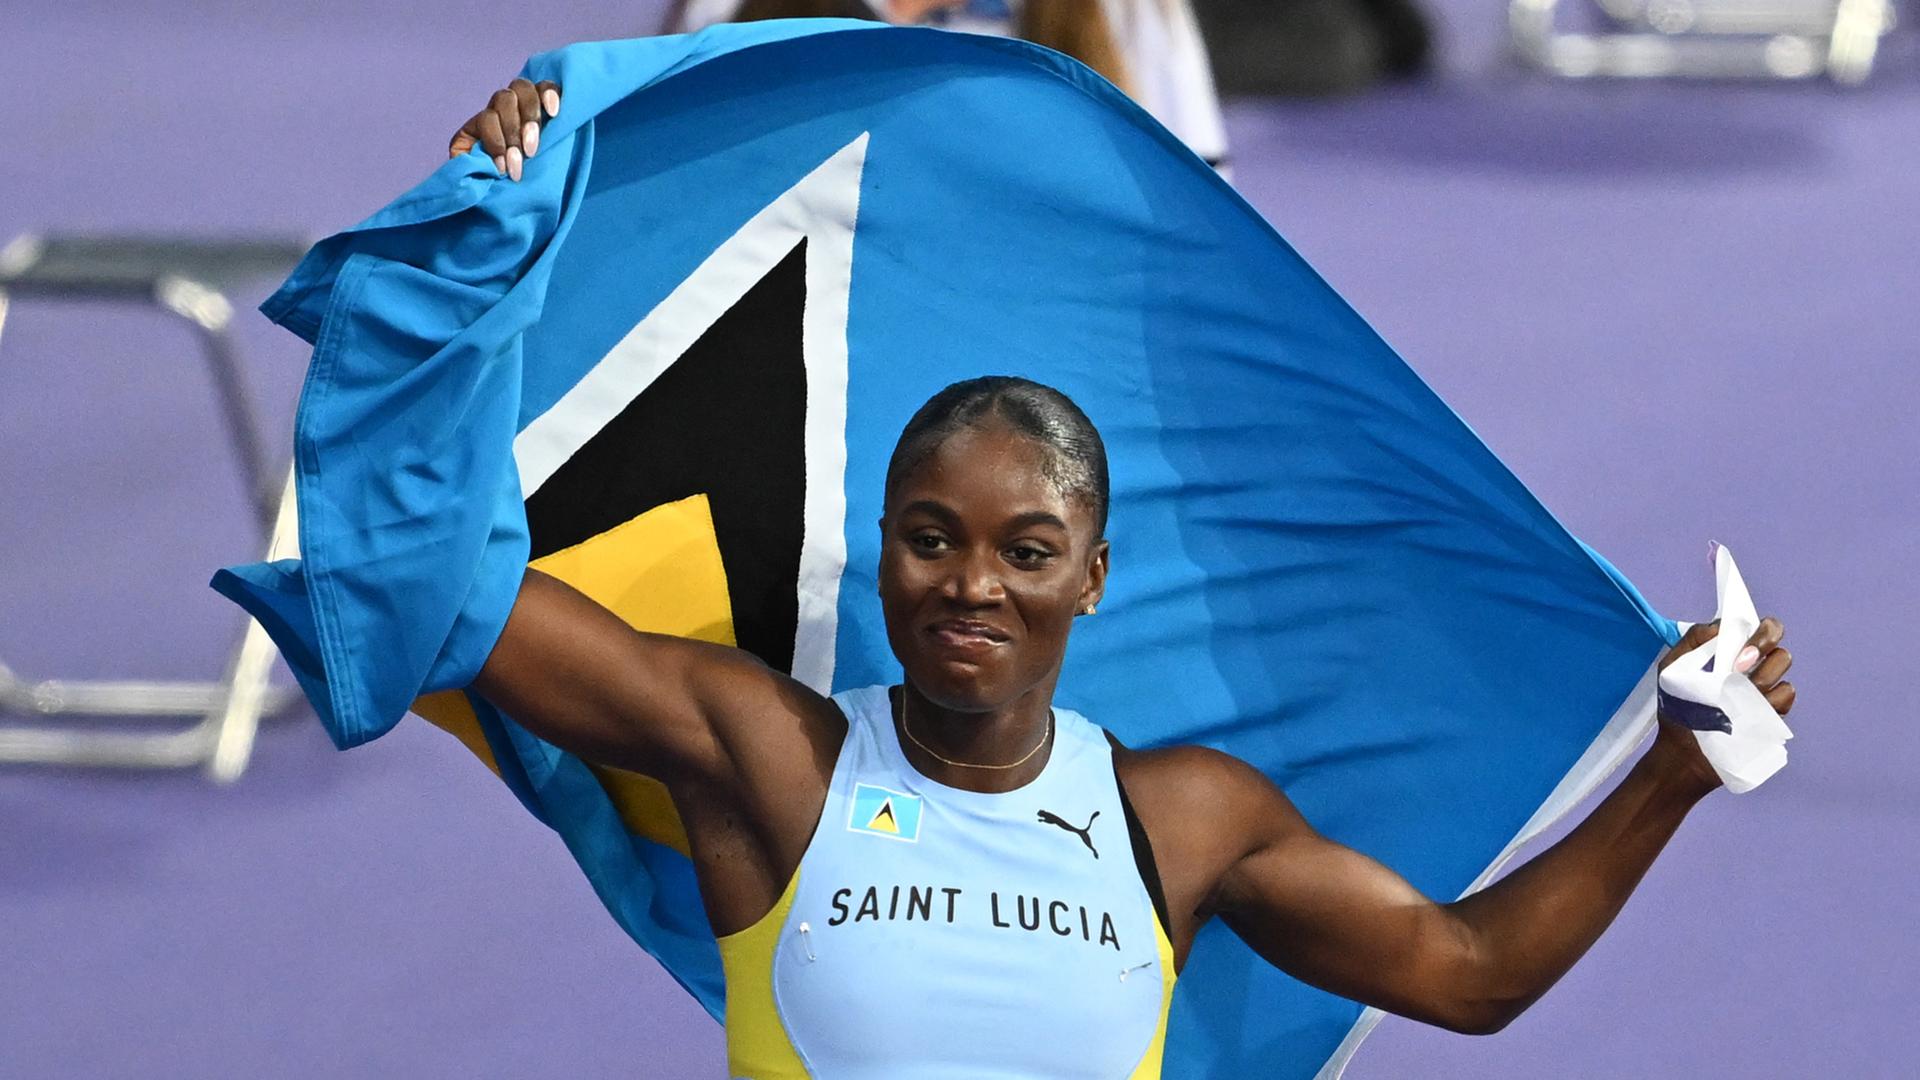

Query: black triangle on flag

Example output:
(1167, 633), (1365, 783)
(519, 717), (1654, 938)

(525, 241), (810, 674)
(510, 132), (869, 693)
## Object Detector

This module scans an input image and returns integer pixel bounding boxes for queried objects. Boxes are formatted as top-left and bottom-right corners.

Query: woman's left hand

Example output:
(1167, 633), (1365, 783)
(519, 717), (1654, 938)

(1651, 616), (1796, 793)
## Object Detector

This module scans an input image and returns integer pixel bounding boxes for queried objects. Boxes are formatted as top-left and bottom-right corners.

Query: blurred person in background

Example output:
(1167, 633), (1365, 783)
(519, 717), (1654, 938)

(664, 0), (1232, 170)
(1191, 0), (1432, 96)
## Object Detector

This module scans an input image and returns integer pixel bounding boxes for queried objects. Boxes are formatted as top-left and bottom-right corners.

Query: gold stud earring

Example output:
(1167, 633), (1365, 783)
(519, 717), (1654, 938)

(1083, 603), (1097, 616)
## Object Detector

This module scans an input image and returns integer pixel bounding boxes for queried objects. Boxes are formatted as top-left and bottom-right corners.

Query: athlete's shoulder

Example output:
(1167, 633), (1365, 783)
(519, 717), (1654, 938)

(1113, 738), (1256, 793)
(1111, 742), (1307, 854)
(1101, 740), (1309, 949)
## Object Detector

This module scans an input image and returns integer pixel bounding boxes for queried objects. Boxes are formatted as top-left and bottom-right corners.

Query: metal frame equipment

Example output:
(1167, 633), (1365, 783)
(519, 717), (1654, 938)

(0, 234), (309, 782)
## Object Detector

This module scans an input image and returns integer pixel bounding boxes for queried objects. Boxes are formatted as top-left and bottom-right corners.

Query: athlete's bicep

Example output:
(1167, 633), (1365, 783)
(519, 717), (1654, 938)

(1208, 762), (1482, 1031)
(474, 568), (826, 785)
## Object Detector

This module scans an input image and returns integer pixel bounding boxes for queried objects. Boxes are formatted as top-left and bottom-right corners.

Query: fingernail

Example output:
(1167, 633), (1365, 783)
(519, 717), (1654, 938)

(523, 121), (539, 158)
(493, 154), (507, 174)
(543, 89), (561, 116)
(1737, 645), (1760, 673)
(506, 146), (523, 181)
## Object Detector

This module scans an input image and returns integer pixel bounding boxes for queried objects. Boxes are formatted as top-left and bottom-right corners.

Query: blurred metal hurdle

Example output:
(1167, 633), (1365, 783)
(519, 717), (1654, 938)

(0, 234), (308, 781)
(1512, 0), (1896, 82)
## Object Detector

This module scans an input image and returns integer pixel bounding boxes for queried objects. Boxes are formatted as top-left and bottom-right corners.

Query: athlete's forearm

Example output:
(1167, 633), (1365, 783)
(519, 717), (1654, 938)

(1441, 723), (1715, 1031)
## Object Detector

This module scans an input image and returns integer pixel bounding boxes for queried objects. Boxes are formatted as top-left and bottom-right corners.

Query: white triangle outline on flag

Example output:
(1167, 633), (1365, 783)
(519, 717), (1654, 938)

(512, 132), (868, 695)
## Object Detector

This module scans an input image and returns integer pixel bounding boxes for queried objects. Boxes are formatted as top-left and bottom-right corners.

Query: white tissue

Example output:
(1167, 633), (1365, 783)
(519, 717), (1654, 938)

(1657, 544), (1792, 794)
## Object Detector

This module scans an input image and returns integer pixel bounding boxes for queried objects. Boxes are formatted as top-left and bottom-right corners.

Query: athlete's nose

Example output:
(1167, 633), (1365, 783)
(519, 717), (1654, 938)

(944, 545), (1006, 608)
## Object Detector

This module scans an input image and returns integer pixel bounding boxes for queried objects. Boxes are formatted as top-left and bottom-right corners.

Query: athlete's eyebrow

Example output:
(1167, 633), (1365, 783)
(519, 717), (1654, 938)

(1003, 510), (1070, 533)
(897, 501), (1069, 534)
(898, 499), (960, 524)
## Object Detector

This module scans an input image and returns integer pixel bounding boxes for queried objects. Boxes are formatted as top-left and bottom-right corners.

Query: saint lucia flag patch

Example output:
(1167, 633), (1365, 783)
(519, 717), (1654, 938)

(848, 783), (923, 843)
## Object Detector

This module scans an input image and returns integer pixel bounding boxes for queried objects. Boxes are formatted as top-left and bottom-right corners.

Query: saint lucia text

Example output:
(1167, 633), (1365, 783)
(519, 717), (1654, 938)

(826, 885), (1124, 950)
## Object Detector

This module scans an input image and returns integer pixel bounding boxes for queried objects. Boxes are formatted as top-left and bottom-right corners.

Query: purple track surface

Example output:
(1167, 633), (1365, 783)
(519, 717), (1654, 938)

(3, 2), (1915, 1077)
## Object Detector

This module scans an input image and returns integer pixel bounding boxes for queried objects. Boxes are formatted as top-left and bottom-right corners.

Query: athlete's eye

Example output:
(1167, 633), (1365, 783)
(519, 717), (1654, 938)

(1006, 544), (1054, 566)
(910, 532), (951, 552)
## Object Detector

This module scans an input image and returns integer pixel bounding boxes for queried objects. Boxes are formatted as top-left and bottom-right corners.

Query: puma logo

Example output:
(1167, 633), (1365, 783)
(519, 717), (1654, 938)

(1037, 809), (1100, 859)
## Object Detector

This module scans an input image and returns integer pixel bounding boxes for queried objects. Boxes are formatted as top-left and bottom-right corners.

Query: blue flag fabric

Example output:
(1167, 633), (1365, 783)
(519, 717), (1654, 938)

(216, 22), (1680, 1078)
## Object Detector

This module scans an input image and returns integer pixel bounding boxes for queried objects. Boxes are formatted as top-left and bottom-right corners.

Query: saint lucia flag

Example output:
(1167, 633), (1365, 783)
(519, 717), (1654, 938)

(215, 20), (1679, 1079)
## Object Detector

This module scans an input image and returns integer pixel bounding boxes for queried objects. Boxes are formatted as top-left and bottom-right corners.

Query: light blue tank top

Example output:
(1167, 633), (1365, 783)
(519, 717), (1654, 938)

(744, 684), (1175, 1078)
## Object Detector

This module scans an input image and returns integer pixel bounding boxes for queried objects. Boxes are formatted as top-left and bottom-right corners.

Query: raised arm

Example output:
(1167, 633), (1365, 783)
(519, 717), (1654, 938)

(1196, 617), (1795, 1034)
(445, 79), (841, 792)
(474, 569), (842, 789)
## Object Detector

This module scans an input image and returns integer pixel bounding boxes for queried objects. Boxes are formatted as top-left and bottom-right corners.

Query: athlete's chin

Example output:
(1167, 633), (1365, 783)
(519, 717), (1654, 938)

(905, 658), (1022, 712)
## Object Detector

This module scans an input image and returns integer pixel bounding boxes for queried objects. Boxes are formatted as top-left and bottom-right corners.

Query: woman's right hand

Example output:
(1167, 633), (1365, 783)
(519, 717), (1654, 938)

(448, 77), (563, 181)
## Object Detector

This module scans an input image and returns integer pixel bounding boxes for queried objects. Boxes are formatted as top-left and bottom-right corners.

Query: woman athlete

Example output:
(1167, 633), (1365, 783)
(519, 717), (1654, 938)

(452, 83), (1797, 1076)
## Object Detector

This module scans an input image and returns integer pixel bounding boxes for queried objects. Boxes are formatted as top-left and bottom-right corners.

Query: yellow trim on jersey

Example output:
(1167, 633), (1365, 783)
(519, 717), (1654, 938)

(411, 493), (737, 859)
(718, 869), (811, 1079)
(1126, 914), (1180, 1080)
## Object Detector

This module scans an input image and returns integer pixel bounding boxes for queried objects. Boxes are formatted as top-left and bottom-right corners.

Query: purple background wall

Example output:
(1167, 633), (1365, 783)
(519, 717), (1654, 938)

(2, 2), (1914, 1076)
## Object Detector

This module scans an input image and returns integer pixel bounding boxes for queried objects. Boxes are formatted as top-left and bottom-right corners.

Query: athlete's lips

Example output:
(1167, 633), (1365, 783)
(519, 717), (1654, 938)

(925, 619), (1013, 649)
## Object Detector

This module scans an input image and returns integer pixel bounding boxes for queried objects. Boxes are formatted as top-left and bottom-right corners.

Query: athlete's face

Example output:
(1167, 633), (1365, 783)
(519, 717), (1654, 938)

(878, 423), (1108, 713)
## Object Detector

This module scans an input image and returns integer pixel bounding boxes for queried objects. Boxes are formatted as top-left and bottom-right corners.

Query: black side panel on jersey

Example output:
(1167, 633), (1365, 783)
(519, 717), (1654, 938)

(1104, 729), (1173, 938)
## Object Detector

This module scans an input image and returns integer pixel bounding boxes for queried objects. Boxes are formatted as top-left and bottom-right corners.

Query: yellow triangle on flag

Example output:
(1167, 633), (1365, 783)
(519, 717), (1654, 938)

(867, 799), (900, 834)
(412, 493), (733, 861)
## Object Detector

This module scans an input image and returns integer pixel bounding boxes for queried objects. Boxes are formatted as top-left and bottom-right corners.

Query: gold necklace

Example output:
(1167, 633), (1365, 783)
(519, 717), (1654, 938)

(898, 688), (1053, 771)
